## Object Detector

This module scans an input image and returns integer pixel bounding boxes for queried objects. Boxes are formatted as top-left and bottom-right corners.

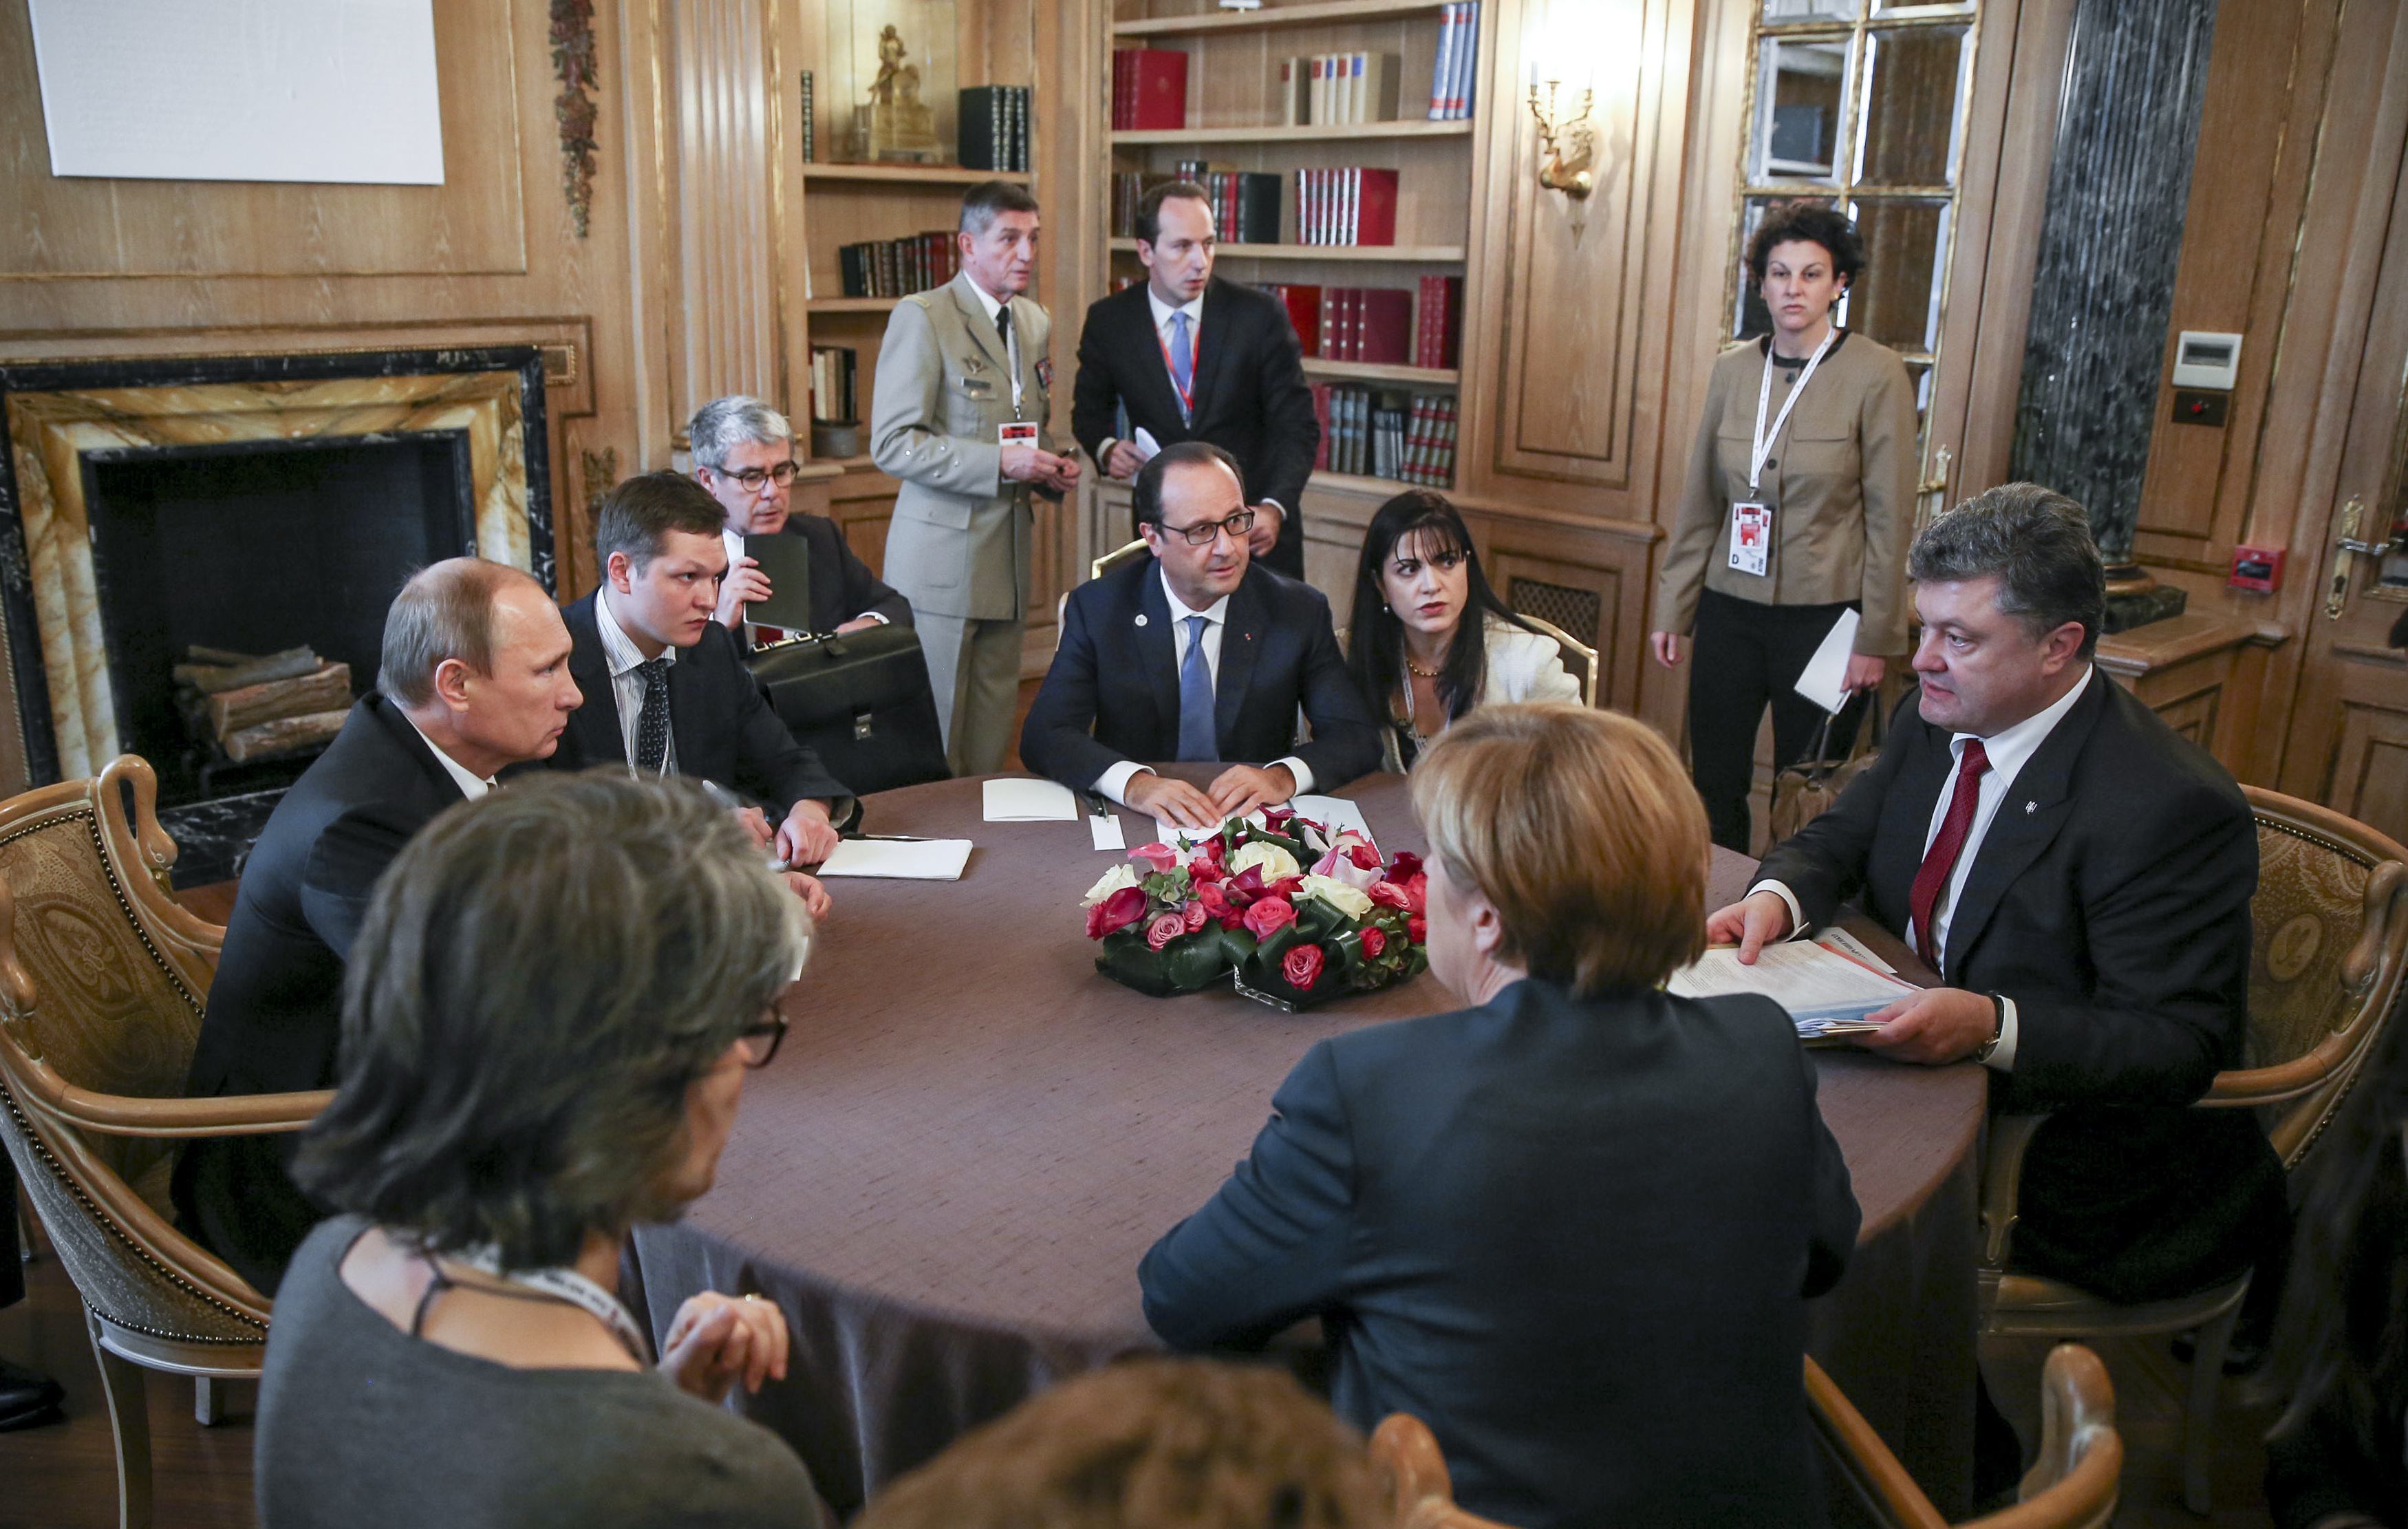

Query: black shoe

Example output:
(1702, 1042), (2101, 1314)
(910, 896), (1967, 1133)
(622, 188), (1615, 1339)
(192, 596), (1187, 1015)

(0, 1357), (65, 1431)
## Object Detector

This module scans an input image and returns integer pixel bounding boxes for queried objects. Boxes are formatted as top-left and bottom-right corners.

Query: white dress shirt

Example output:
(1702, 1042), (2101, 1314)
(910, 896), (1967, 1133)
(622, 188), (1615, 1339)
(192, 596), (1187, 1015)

(1752, 666), (2094, 1071)
(596, 586), (678, 775)
(401, 714), (495, 800)
(1101, 286), (1284, 516)
(1093, 567), (1315, 806)
(964, 277), (1022, 409)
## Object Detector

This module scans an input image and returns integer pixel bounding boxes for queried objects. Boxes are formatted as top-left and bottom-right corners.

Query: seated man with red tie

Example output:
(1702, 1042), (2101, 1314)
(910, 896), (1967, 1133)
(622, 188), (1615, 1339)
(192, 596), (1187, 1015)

(690, 394), (911, 643)
(1714, 484), (2287, 1481)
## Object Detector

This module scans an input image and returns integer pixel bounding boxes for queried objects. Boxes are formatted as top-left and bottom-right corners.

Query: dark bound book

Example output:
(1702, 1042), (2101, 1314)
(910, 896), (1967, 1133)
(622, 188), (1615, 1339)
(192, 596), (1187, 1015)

(742, 533), (817, 633)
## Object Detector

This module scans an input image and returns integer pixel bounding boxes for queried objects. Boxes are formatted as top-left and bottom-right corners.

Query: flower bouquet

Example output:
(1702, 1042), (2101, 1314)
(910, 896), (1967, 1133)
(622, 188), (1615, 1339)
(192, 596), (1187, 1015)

(1079, 806), (1428, 1009)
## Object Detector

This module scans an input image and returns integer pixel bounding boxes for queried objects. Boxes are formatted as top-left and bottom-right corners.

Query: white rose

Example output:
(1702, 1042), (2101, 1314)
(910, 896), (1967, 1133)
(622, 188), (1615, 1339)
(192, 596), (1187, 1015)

(1296, 874), (1375, 921)
(1081, 863), (1140, 907)
(1229, 841), (1302, 882)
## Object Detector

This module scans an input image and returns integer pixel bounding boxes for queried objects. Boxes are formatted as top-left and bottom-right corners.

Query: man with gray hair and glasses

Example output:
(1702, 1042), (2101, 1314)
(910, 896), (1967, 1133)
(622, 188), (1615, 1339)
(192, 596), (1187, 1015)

(174, 557), (585, 1295)
(689, 394), (910, 643)
(1710, 484), (2286, 1492)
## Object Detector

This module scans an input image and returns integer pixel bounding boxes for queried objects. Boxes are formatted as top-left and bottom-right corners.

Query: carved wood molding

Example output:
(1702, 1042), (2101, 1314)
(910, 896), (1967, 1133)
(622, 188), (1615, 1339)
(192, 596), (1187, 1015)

(552, 0), (603, 237)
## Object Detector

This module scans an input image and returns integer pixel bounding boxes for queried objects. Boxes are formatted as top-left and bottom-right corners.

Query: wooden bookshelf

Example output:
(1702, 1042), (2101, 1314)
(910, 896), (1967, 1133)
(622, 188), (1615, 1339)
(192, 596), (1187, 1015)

(805, 297), (904, 313)
(1112, 0), (1452, 39)
(1109, 237), (1465, 263)
(1303, 358), (1459, 386)
(799, 163), (1033, 186)
(1110, 120), (1472, 147)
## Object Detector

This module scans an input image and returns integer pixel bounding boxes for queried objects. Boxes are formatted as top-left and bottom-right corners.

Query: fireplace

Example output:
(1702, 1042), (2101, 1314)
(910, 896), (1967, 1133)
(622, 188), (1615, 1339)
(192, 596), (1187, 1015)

(0, 346), (554, 879)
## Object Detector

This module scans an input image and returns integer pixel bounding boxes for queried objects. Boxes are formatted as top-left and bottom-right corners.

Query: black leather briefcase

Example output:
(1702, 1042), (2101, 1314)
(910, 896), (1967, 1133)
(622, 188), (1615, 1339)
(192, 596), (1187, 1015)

(746, 625), (951, 795)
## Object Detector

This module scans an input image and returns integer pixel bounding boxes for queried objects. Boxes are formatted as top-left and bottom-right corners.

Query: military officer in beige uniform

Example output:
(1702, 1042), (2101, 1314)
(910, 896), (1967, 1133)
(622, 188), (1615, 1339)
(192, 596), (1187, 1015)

(874, 180), (1080, 776)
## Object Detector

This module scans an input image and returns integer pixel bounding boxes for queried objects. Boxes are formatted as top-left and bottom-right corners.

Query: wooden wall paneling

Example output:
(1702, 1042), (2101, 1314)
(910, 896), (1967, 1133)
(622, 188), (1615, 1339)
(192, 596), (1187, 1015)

(669, 0), (781, 423)
(1471, 509), (1657, 714)
(2325, 652), (2408, 831)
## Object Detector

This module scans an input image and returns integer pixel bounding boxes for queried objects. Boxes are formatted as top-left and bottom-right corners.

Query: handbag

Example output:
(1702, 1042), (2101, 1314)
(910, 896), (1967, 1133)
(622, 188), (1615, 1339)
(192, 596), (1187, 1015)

(746, 625), (950, 795)
(1768, 691), (1887, 844)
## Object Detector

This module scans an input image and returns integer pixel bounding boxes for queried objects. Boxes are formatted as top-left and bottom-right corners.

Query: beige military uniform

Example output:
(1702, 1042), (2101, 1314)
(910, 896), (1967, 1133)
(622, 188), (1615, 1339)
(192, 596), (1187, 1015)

(873, 269), (1056, 775)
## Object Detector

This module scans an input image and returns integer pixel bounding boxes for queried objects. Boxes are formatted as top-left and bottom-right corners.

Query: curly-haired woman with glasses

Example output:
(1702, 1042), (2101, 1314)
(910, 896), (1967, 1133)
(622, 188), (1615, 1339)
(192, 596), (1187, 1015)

(257, 772), (828, 1528)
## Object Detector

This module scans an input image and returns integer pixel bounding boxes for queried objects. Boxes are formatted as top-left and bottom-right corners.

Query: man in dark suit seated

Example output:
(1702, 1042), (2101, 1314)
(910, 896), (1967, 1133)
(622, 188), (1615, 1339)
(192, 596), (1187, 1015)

(174, 559), (583, 1293)
(1717, 485), (2288, 1475)
(1072, 181), (1319, 578)
(547, 471), (848, 905)
(689, 394), (912, 641)
(1020, 441), (1378, 828)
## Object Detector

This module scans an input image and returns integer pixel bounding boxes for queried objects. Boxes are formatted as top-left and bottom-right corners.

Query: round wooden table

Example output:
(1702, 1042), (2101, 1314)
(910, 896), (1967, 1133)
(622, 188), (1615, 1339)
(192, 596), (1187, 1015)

(627, 773), (1984, 1517)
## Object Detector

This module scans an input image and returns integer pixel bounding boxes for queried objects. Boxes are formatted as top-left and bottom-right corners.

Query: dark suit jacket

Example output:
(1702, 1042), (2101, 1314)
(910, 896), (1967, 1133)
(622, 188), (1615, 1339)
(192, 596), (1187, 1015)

(174, 695), (469, 1292)
(1071, 278), (1318, 576)
(762, 513), (912, 634)
(1141, 979), (1860, 1529)
(1019, 558), (1379, 793)
(548, 592), (852, 818)
(1756, 670), (2287, 1301)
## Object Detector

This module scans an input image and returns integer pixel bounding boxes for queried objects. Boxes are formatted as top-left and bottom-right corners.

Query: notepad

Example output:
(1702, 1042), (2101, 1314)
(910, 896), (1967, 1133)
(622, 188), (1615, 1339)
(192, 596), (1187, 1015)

(816, 838), (974, 880)
(982, 778), (1079, 821)
(1666, 940), (1918, 1040)
(1792, 608), (1861, 714)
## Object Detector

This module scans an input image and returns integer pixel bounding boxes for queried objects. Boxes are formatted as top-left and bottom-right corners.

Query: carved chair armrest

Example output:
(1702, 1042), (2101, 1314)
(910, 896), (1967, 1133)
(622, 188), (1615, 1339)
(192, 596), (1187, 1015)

(1803, 1356), (1948, 1529)
(5, 1042), (330, 1137)
(1980, 1111), (2049, 1274)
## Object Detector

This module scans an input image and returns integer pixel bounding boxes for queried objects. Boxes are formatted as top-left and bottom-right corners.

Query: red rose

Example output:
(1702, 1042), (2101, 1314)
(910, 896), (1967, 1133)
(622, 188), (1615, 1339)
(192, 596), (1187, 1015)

(1187, 858), (1224, 886)
(1130, 842), (1180, 873)
(1182, 900), (1210, 932)
(1087, 886), (1148, 939)
(1243, 896), (1297, 939)
(1388, 851), (1423, 879)
(1196, 880), (1231, 916)
(1368, 881), (1411, 911)
(1265, 875), (1305, 899)
(1406, 914), (1427, 944)
(1359, 926), (1386, 959)
(1282, 943), (1325, 991)
(1346, 842), (1384, 870)
(1146, 910), (1187, 951)
(1401, 873), (1428, 914)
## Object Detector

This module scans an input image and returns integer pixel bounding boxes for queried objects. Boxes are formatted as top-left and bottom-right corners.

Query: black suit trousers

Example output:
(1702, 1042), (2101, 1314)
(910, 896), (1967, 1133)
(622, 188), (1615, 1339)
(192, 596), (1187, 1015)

(1688, 588), (1867, 851)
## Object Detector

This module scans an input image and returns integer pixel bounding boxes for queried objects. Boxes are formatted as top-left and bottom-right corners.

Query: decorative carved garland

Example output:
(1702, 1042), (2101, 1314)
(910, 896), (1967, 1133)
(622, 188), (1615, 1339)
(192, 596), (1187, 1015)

(550, 0), (601, 238)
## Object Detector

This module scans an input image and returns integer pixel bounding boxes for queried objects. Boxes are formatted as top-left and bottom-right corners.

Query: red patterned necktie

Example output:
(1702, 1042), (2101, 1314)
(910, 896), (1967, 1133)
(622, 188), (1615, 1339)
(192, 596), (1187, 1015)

(1909, 739), (1990, 972)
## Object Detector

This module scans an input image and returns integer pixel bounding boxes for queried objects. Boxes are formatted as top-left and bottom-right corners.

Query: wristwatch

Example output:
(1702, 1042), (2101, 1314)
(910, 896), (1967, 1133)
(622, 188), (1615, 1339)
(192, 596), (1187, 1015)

(1973, 994), (2006, 1064)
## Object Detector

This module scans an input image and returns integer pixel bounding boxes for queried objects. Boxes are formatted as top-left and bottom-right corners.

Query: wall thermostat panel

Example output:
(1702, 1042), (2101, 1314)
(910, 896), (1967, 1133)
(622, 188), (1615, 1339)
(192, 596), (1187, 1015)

(2171, 331), (2244, 390)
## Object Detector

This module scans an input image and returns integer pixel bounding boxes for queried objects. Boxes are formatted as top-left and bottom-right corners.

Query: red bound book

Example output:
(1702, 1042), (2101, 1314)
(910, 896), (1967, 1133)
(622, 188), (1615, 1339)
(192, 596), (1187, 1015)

(1309, 383), (1333, 471)
(1125, 49), (1188, 131)
(1415, 275), (1439, 369)
(1280, 284), (1322, 356)
(1359, 288), (1411, 365)
(1353, 168), (1399, 246)
(1335, 288), (1359, 362)
(1112, 49), (1133, 131)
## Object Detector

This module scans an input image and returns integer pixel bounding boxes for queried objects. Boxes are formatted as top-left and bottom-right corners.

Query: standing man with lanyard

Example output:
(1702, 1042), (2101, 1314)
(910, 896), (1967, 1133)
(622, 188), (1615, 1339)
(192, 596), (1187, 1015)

(874, 180), (1080, 776)
(1648, 204), (1917, 851)
(1071, 180), (1320, 577)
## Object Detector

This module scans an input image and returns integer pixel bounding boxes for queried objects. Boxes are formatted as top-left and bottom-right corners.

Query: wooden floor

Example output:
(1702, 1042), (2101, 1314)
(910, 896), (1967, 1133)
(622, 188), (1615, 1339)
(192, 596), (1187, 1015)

(0, 1208), (2285, 1527)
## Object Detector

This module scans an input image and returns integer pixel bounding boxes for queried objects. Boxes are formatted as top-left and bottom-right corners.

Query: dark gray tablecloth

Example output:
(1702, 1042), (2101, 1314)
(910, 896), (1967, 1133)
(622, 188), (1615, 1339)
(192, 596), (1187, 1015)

(627, 773), (1981, 1517)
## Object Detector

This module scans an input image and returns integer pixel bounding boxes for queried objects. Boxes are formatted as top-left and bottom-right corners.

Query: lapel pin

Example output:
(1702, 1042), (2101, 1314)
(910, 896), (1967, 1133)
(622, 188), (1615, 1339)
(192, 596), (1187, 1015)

(1134, 613), (1148, 627)
(2025, 800), (2037, 814)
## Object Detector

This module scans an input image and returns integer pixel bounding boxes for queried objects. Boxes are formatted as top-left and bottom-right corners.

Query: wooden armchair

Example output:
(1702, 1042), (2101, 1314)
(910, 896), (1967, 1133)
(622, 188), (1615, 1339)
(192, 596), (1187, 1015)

(1368, 1413), (1523, 1529)
(1808, 1345), (2122, 1529)
(0, 756), (330, 1528)
(1979, 786), (2408, 1512)
(1512, 614), (1600, 708)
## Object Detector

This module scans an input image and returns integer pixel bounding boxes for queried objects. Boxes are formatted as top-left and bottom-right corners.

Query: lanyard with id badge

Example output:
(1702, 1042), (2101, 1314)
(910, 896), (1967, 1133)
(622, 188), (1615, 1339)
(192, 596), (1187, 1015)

(1730, 329), (1834, 578)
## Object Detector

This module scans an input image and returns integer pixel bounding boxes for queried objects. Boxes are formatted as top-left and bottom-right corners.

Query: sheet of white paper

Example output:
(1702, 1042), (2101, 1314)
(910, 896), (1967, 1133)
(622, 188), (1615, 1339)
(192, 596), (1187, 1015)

(1088, 807), (1127, 852)
(29, 0), (446, 184)
(1666, 941), (1917, 1028)
(1813, 926), (1898, 975)
(1130, 427), (1163, 462)
(982, 778), (1079, 822)
(1291, 795), (1375, 850)
(817, 839), (974, 880)
(1791, 608), (1862, 715)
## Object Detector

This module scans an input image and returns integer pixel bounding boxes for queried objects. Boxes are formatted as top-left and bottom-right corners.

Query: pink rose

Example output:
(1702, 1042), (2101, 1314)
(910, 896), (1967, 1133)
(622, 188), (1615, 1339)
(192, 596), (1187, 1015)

(1086, 886), (1148, 939)
(1130, 842), (1180, 873)
(1407, 914), (1427, 944)
(1359, 926), (1386, 959)
(1146, 911), (1188, 951)
(1182, 900), (1210, 933)
(1368, 881), (1412, 911)
(1282, 943), (1325, 991)
(1243, 896), (1297, 939)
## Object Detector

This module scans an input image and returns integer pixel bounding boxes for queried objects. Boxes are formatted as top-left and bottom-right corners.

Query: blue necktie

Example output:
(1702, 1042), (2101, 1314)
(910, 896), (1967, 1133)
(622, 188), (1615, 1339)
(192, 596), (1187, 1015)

(1167, 310), (1194, 425)
(1176, 614), (1217, 762)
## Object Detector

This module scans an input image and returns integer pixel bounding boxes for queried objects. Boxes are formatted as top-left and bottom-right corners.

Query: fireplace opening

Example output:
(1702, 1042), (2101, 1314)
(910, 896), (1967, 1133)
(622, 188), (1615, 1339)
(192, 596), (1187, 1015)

(83, 432), (475, 836)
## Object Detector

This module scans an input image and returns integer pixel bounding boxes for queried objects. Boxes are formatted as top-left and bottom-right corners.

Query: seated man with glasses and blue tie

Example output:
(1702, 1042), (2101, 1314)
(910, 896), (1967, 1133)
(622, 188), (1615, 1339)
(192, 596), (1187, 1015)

(547, 471), (848, 916)
(1020, 440), (1379, 828)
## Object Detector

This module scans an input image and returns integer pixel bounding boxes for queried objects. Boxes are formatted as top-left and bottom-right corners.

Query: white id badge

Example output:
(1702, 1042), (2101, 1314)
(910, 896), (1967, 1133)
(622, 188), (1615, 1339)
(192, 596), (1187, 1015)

(998, 421), (1039, 447)
(1728, 501), (1773, 577)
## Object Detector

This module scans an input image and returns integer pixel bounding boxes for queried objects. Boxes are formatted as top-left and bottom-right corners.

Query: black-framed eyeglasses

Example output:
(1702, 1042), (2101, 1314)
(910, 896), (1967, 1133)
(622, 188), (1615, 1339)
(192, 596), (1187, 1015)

(1158, 507), (1256, 546)
(736, 1009), (788, 1069)
(718, 460), (801, 493)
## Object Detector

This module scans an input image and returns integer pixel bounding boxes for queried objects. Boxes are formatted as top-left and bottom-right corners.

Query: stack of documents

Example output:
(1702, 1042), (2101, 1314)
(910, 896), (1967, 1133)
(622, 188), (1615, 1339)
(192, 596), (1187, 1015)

(1666, 939), (1918, 1042)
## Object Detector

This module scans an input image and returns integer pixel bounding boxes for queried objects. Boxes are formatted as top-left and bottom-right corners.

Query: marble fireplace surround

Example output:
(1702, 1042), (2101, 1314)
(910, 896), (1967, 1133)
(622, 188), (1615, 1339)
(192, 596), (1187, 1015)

(0, 347), (553, 792)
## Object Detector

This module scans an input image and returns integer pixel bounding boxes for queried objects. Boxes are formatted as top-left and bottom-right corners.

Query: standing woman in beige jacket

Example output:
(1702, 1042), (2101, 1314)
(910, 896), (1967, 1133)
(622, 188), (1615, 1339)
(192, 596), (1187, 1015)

(1648, 204), (1917, 852)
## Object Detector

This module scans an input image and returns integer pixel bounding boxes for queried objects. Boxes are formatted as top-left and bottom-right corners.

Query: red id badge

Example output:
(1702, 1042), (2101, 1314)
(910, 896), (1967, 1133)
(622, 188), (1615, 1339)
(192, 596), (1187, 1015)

(998, 422), (1038, 447)
(1728, 501), (1773, 577)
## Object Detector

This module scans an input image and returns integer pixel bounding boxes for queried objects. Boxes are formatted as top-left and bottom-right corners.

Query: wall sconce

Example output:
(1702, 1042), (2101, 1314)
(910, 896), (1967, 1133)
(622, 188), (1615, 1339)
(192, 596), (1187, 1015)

(1526, 72), (1597, 244)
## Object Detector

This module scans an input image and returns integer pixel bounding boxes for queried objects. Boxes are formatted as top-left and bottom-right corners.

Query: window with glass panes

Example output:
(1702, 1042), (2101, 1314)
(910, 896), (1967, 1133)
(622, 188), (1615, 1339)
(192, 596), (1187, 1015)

(1729, 0), (1979, 426)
